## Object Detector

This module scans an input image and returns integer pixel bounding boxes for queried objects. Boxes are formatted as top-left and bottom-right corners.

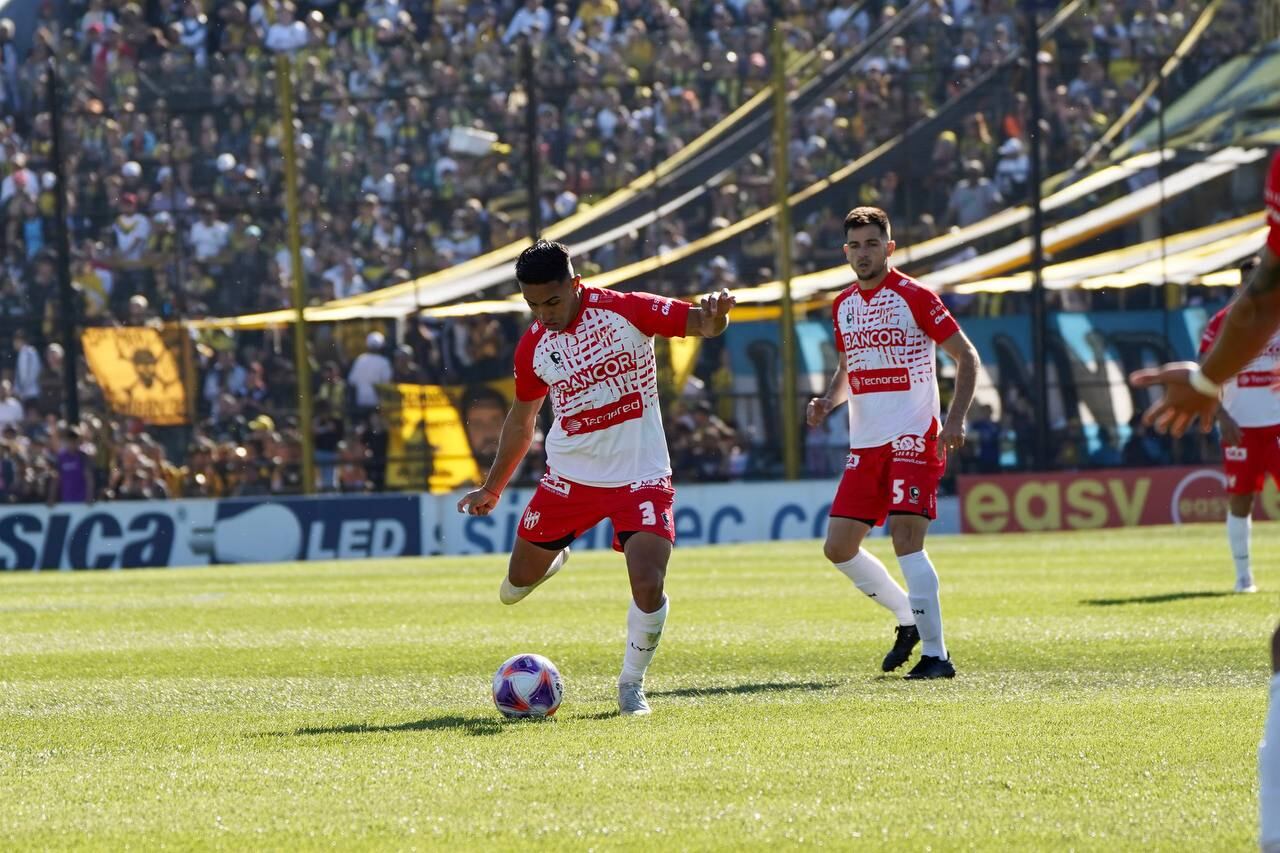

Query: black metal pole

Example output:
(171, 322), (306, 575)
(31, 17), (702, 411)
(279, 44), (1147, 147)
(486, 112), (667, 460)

(522, 36), (541, 240)
(1024, 2), (1049, 469)
(47, 60), (79, 425)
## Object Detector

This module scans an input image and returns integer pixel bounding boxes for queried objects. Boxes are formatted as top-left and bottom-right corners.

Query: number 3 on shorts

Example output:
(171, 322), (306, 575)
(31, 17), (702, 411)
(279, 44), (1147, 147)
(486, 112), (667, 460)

(639, 500), (657, 526)
(892, 479), (905, 504)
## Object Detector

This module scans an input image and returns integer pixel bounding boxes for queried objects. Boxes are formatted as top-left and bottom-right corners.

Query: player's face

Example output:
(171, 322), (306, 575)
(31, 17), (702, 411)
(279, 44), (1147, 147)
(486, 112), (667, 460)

(520, 276), (581, 331)
(843, 225), (895, 282)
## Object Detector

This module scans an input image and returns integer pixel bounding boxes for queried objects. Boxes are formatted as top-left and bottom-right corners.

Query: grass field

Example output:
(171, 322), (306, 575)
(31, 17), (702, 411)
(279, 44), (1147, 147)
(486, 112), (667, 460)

(0, 525), (1275, 850)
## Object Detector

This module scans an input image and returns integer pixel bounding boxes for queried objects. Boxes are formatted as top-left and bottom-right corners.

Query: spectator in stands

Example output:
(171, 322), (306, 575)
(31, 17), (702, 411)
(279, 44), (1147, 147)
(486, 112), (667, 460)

(347, 331), (392, 422)
(12, 328), (40, 411)
(945, 160), (1004, 229)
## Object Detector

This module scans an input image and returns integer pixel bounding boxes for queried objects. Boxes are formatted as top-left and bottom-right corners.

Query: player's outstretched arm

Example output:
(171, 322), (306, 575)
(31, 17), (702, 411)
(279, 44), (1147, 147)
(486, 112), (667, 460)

(1131, 248), (1280, 436)
(684, 288), (736, 338)
(806, 360), (849, 427)
(456, 395), (544, 517)
(938, 329), (980, 458)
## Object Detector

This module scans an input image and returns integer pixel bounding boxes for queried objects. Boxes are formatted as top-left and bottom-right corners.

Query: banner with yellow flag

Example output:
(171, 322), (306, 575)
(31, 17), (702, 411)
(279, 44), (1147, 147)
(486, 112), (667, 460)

(379, 379), (517, 493)
(81, 327), (188, 426)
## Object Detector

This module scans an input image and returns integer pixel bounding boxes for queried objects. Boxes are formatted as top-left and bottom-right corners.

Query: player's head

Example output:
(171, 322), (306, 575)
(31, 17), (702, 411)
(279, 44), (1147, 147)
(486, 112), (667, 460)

(843, 206), (895, 283)
(516, 239), (581, 331)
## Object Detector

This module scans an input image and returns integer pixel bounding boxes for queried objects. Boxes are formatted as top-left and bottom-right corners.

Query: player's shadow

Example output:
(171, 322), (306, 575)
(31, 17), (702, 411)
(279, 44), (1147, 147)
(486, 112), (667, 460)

(1082, 591), (1236, 606)
(281, 715), (529, 738)
(648, 680), (839, 698)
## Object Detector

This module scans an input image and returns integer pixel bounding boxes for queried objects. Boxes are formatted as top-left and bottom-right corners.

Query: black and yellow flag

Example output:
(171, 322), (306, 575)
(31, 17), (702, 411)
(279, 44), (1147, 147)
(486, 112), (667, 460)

(81, 327), (188, 426)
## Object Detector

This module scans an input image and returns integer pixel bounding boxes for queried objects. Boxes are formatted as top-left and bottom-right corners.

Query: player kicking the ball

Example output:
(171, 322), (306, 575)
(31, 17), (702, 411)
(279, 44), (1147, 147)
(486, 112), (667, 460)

(807, 207), (980, 680)
(457, 240), (735, 716)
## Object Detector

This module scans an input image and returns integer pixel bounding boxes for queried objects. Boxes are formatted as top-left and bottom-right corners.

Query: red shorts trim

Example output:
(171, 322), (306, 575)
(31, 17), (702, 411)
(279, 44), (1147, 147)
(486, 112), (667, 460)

(830, 431), (945, 526)
(518, 471), (676, 552)
(1223, 424), (1280, 494)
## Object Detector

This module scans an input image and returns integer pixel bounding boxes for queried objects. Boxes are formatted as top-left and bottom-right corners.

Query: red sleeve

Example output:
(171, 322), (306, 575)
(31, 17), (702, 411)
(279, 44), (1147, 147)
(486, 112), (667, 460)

(1266, 151), (1280, 255)
(609, 290), (693, 338)
(832, 290), (851, 352)
(900, 280), (960, 343)
(512, 325), (548, 402)
(1199, 308), (1227, 356)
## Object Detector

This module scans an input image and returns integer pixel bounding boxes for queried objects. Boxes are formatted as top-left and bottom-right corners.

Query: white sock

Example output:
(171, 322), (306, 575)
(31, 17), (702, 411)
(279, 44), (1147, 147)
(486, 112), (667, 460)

(619, 596), (669, 685)
(1262, 674), (1280, 852)
(833, 549), (914, 626)
(898, 550), (946, 660)
(1228, 513), (1253, 585)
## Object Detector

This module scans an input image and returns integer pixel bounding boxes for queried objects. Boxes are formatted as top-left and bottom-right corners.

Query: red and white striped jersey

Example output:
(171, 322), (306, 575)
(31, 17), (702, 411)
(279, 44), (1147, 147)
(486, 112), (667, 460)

(514, 286), (691, 486)
(831, 270), (959, 448)
(1200, 306), (1280, 427)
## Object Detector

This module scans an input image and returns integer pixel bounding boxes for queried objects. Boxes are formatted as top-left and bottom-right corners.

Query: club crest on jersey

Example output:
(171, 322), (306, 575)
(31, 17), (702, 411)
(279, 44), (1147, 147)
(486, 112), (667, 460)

(549, 351), (562, 366)
(522, 510), (541, 530)
(909, 486), (921, 503)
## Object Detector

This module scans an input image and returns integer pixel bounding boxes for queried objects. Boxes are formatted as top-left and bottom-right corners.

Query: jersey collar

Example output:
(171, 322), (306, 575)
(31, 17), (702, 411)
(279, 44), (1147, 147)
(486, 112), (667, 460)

(853, 269), (900, 301)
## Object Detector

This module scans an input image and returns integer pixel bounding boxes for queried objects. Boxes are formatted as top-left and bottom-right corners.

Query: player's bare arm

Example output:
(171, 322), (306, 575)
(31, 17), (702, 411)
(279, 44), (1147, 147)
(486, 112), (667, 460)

(807, 360), (849, 427)
(1132, 247), (1280, 436)
(684, 287), (736, 337)
(456, 394), (545, 516)
(938, 329), (980, 459)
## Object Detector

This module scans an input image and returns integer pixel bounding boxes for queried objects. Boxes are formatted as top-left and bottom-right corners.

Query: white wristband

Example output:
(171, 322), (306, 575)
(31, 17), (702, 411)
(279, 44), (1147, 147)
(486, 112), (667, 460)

(1187, 367), (1222, 398)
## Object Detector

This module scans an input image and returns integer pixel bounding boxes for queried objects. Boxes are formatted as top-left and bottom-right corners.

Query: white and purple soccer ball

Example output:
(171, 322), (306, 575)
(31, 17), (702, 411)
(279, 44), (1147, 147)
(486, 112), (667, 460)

(492, 653), (564, 718)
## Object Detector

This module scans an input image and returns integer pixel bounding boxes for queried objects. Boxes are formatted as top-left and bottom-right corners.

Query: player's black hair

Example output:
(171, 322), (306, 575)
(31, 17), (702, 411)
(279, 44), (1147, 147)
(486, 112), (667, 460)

(843, 206), (892, 241)
(515, 239), (574, 285)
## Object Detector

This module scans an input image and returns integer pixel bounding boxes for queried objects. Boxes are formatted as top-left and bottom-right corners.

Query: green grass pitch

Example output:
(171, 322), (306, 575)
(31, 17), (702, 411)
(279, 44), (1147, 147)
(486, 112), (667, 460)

(0, 526), (1274, 850)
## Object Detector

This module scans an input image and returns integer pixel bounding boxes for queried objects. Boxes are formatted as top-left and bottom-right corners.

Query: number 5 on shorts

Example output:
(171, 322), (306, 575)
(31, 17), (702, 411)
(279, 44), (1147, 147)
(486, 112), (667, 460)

(892, 479), (905, 504)
(639, 500), (657, 526)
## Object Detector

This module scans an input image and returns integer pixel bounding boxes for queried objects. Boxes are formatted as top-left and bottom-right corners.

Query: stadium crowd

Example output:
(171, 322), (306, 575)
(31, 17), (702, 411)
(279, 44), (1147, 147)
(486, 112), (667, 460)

(0, 0), (1253, 502)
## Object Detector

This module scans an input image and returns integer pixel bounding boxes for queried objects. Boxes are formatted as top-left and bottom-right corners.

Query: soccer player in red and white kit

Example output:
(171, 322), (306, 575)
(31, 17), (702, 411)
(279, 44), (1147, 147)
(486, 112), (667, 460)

(807, 207), (980, 680)
(456, 240), (736, 716)
(1197, 285), (1280, 593)
(1132, 151), (1280, 852)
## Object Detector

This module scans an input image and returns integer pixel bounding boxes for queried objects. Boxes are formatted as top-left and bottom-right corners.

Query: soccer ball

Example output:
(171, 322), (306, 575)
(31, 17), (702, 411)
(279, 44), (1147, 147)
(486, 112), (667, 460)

(492, 653), (564, 718)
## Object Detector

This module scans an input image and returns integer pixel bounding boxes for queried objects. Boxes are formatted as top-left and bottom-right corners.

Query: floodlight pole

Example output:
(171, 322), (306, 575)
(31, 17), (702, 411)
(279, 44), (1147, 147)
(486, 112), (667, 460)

(1024, 2), (1050, 470)
(771, 20), (800, 480)
(47, 60), (80, 425)
(275, 53), (316, 494)
(522, 36), (541, 240)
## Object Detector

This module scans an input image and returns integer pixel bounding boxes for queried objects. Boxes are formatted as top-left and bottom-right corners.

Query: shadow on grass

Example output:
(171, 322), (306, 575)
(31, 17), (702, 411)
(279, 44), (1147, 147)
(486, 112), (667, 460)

(280, 714), (541, 738)
(1083, 591), (1236, 606)
(648, 680), (839, 698)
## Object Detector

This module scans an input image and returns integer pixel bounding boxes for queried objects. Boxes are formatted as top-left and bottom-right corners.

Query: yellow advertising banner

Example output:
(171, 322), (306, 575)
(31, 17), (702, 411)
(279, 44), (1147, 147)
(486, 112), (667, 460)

(81, 327), (188, 426)
(379, 379), (516, 493)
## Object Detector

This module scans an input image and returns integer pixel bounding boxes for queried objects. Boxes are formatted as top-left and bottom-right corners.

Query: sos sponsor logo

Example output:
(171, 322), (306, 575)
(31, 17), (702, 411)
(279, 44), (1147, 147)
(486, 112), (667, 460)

(1224, 446), (1248, 461)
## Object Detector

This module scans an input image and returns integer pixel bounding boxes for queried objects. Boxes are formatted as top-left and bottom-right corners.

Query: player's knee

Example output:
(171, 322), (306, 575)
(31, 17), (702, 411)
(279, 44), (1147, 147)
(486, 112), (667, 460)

(1229, 494), (1255, 517)
(889, 524), (924, 556)
(823, 538), (857, 564)
(630, 572), (665, 611)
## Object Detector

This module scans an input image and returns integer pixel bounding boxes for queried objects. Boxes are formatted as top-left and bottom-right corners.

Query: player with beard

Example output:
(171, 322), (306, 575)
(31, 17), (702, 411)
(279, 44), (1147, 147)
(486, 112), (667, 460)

(457, 240), (736, 715)
(807, 207), (980, 679)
